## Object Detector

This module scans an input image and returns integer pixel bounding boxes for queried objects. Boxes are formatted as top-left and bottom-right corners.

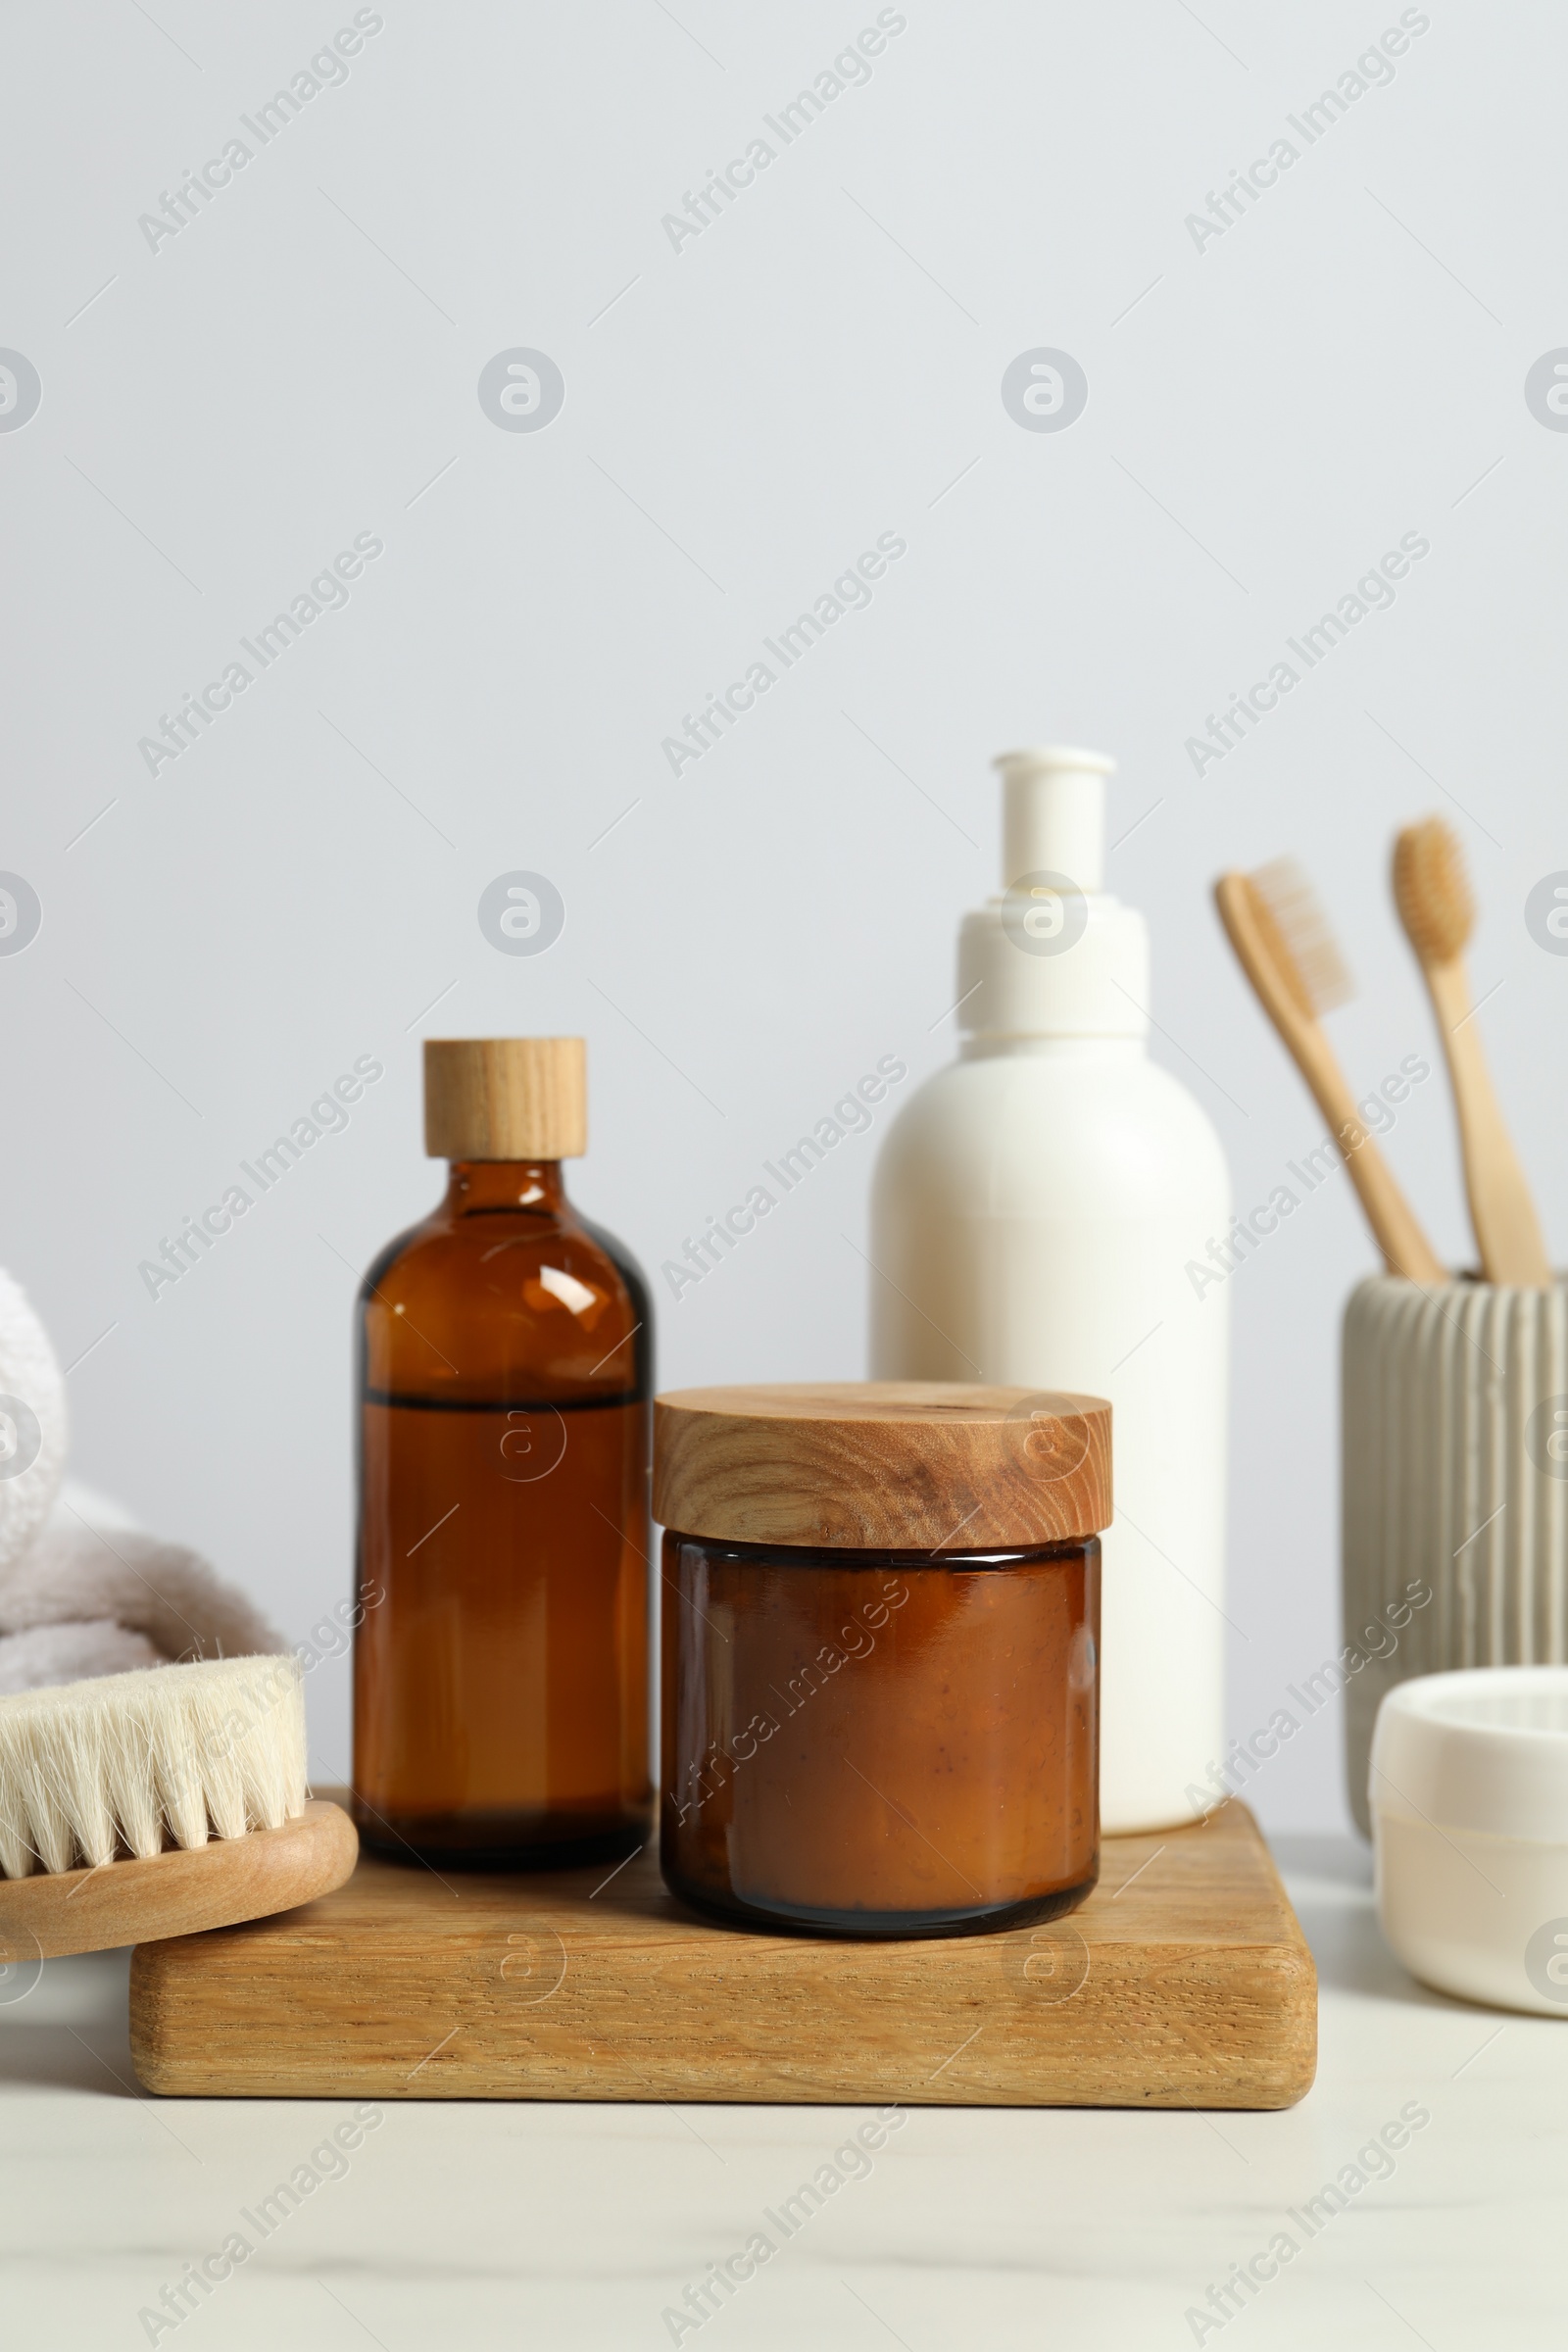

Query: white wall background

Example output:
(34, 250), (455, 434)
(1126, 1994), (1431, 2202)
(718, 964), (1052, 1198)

(3, 0), (1564, 1830)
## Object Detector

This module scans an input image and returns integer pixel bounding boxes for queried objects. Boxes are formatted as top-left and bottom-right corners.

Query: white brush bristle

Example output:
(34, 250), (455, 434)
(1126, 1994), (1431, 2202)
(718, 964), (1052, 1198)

(1248, 857), (1355, 1019)
(0, 1654), (306, 1880)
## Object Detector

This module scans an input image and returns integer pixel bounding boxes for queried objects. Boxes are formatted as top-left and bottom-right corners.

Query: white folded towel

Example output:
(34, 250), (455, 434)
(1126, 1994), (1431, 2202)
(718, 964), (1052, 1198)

(0, 1264), (68, 1572)
(0, 1269), (284, 1694)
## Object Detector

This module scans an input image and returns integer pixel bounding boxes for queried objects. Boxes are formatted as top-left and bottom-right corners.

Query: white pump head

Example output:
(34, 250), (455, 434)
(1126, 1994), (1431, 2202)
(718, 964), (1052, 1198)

(957, 741), (1149, 1041)
(995, 745), (1115, 895)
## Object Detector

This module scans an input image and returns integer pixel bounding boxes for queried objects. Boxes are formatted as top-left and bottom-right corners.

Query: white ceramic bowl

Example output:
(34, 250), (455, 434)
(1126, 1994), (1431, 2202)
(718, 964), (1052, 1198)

(1372, 1667), (1568, 2016)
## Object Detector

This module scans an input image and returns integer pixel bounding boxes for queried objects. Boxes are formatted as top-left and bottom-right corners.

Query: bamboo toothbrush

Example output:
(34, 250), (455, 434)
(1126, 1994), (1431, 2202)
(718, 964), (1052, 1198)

(1392, 816), (1551, 1286)
(0, 1653), (357, 1959)
(1215, 859), (1446, 1284)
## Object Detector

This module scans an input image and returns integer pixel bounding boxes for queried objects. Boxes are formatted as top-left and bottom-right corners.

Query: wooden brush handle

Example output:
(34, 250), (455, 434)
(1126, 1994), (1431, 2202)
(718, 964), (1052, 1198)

(1423, 958), (1551, 1285)
(1215, 876), (1446, 1285)
(0, 1799), (358, 1960)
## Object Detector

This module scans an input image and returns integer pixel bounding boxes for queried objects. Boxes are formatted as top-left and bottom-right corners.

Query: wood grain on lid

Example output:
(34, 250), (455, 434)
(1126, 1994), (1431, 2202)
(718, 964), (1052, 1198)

(423, 1038), (587, 1161)
(653, 1382), (1111, 1549)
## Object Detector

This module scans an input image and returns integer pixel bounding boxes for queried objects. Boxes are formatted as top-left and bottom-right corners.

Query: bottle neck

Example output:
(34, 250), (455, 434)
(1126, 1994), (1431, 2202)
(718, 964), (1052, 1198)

(960, 1034), (1148, 1063)
(956, 896), (1152, 1044)
(443, 1159), (569, 1214)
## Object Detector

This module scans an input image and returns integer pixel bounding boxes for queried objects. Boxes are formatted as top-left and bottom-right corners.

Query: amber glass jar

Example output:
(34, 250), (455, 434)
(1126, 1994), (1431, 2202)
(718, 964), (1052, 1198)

(655, 1383), (1110, 1937)
(353, 1039), (652, 1869)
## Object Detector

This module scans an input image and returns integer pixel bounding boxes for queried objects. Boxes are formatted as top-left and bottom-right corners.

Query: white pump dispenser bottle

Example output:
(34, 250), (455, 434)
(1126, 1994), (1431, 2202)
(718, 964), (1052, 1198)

(868, 747), (1231, 1835)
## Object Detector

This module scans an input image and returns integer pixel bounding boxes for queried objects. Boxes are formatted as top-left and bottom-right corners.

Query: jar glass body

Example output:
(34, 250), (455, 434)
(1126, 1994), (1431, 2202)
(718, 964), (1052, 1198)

(353, 1160), (652, 1867)
(661, 1531), (1099, 1936)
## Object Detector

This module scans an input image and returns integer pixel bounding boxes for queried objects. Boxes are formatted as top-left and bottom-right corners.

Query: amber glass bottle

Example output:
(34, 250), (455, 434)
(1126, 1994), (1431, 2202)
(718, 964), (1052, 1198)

(353, 1038), (652, 1869)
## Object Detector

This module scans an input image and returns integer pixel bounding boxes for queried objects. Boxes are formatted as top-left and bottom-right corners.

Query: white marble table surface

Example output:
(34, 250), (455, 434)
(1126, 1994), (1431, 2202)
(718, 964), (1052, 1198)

(3, 1834), (1563, 2351)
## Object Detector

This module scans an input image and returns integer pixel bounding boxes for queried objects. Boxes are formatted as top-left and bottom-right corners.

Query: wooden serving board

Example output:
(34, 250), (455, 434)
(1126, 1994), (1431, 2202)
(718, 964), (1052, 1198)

(129, 1799), (1314, 2108)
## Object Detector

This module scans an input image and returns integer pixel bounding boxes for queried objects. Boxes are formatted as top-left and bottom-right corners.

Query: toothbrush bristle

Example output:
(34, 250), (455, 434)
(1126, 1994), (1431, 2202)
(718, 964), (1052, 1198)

(1393, 816), (1474, 966)
(1246, 858), (1355, 1020)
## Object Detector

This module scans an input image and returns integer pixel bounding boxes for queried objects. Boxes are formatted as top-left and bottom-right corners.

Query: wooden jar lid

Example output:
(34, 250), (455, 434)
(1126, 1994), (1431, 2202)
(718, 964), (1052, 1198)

(423, 1038), (586, 1160)
(653, 1382), (1111, 1551)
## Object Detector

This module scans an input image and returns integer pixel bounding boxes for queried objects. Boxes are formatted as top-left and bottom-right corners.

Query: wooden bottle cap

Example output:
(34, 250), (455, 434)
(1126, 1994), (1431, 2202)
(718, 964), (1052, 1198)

(654, 1382), (1112, 1551)
(423, 1038), (587, 1160)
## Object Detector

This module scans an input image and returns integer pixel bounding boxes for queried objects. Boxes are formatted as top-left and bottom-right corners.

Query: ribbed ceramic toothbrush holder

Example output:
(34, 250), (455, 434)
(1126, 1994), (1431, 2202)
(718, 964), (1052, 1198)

(1342, 1273), (1568, 1835)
